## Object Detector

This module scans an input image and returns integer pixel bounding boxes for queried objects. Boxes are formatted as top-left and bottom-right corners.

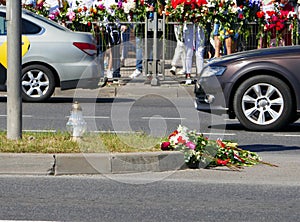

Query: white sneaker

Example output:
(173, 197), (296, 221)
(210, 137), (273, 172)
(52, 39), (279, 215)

(130, 69), (142, 79)
(169, 66), (176, 75)
(106, 70), (113, 79)
(176, 69), (186, 75)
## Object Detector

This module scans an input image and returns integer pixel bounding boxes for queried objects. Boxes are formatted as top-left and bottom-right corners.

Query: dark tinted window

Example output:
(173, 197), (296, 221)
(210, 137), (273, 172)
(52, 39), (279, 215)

(0, 11), (42, 35)
(22, 19), (42, 34)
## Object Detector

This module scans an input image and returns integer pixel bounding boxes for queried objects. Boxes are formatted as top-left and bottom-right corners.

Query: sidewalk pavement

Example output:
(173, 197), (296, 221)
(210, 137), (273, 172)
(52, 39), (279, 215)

(51, 68), (196, 99)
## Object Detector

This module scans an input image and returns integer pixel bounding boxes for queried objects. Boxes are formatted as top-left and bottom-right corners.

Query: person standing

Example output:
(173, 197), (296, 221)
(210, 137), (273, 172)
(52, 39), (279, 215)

(120, 25), (132, 67)
(169, 24), (186, 76)
(183, 23), (206, 79)
(130, 0), (166, 79)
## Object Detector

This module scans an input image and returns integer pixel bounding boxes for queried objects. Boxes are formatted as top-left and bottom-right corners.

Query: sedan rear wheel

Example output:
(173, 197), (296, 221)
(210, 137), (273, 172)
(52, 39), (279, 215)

(21, 65), (55, 102)
(233, 75), (293, 131)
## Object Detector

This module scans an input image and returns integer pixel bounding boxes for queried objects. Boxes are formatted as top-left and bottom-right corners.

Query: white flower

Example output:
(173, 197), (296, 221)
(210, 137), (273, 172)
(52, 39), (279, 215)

(123, 0), (136, 13)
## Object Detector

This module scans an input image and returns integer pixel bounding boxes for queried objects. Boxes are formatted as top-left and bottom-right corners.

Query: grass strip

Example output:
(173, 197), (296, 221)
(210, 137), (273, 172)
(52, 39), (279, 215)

(0, 131), (162, 153)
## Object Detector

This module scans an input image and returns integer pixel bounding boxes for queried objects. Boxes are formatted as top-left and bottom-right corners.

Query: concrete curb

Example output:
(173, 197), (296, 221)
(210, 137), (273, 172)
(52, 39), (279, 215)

(0, 153), (55, 175)
(0, 151), (186, 175)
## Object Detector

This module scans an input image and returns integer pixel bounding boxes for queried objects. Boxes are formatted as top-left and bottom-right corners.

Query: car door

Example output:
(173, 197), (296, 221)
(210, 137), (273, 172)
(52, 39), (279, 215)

(0, 10), (30, 87)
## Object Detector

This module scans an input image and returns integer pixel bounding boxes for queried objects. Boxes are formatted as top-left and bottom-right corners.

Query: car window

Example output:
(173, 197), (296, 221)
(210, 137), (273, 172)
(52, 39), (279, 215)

(0, 12), (6, 35)
(0, 11), (42, 35)
(22, 9), (70, 32)
(0, 9), (71, 35)
(22, 19), (42, 34)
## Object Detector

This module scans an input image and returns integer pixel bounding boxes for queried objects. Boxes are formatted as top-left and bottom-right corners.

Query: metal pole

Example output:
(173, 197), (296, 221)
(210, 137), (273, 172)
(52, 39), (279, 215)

(6, 1), (22, 139)
(144, 18), (148, 76)
(151, 12), (159, 86)
(161, 13), (166, 80)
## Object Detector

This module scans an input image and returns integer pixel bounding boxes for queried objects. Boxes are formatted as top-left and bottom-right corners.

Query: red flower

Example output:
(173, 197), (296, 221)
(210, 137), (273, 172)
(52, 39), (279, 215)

(216, 139), (225, 148)
(266, 10), (275, 17)
(177, 136), (186, 144)
(234, 154), (245, 163)
(216, 159), (230, 166)
(171, 0), (184, 9)
(256, 11), (265, 19)
(185, 0), (196, 5)
(195, 0), (207, 7)
(161, 142), (171, 150)
(168, 130), (178, 139)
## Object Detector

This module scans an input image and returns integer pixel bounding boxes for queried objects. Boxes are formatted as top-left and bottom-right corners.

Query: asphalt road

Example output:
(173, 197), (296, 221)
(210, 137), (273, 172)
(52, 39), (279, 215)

(0, 89), (299, 221)
(0, 164), (299, 222)
(0, 91), (299, 151)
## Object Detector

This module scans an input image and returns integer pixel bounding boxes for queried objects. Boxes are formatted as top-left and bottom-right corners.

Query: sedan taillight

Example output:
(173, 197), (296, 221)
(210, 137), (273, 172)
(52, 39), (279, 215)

(73, 42), (97, 56)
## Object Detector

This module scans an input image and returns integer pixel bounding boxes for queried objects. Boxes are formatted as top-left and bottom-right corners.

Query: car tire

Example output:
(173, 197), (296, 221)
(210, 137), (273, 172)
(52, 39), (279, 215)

(233, 75), (293, 131)
(21, 65), (55, 102)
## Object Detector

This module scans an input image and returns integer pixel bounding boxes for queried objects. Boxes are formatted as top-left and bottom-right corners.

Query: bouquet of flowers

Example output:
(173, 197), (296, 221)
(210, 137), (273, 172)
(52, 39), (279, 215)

(161, 125), (275, 170)
(211, 0), (238, 40)
(235, 0), (261, 41)
(165, 0), (210, 27)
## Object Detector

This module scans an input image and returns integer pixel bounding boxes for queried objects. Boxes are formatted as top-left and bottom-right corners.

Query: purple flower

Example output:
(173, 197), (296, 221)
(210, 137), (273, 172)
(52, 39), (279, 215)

(186, 142), (196, 150)
(98, 4), (105, 10)
(49, 13), (56, 20)
(117, 1), (123, 8)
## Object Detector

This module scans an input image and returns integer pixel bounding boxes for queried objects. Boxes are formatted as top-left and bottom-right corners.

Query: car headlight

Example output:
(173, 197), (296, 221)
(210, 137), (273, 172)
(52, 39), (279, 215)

(200, 66), (226, 78)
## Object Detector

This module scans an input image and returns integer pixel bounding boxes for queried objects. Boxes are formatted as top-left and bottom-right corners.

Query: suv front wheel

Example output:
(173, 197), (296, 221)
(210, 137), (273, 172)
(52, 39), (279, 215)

(233, 75), (293, 131)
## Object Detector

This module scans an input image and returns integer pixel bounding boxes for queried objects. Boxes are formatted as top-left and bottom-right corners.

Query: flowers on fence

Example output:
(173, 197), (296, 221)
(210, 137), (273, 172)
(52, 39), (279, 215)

(161, 125), (275, 170)
(166, 0), (209, 26)
(23, 0), (298, 47)
(255, 1), (297, 47)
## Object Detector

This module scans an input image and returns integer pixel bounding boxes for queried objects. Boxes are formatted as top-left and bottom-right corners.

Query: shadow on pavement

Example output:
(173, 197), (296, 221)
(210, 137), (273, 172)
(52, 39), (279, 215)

(47, 97), (135, 104)
(210, 122), (300, 132)
(0, 97), (135, 104)
(240, 144), (300, 152)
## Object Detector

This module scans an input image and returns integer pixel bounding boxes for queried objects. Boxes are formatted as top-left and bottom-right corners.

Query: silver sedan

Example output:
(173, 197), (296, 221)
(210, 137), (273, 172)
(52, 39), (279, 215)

(0, 7), (100, 102)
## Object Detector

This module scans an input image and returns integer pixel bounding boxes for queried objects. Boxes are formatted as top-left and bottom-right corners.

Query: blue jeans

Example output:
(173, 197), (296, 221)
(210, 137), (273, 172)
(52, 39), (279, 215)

(121, 27), (131, 60)
(135, 36), (143, 71)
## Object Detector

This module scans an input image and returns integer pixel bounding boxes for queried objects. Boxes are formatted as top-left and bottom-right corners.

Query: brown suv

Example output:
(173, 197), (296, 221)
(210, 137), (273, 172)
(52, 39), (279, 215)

(194, 46), (300, 131)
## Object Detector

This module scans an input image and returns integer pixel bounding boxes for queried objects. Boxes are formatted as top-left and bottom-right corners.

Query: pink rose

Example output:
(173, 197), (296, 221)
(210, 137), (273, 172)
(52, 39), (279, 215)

(186, 142), (196, 150)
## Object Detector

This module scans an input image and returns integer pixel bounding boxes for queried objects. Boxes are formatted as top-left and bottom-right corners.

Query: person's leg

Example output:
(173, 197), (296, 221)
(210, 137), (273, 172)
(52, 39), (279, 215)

(171, 25), (182, 67)
(130, 35), (143, 78)
(112, 43), (121, 78)
(120, 27), (130, 64)
(135, 36), (143, 71)
(184, 24), (194, 78)
(106, 48), (113, 78)
(225, 37), (232, 55)
(213, 23), (221, 57)
(195, 25), (206, 75)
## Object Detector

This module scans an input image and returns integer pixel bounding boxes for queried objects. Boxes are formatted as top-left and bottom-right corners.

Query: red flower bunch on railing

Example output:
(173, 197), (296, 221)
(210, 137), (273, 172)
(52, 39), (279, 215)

(166, 0), (208, 24)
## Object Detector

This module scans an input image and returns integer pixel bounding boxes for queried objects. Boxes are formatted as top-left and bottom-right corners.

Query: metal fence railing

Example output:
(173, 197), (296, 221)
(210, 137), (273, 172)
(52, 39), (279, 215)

(66, 19), (299, 81)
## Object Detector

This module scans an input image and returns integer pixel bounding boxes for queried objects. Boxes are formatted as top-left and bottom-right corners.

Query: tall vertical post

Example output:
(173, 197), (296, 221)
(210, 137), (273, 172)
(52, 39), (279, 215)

(6, 1), (22, 139)
(151, 12), (160, 86)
